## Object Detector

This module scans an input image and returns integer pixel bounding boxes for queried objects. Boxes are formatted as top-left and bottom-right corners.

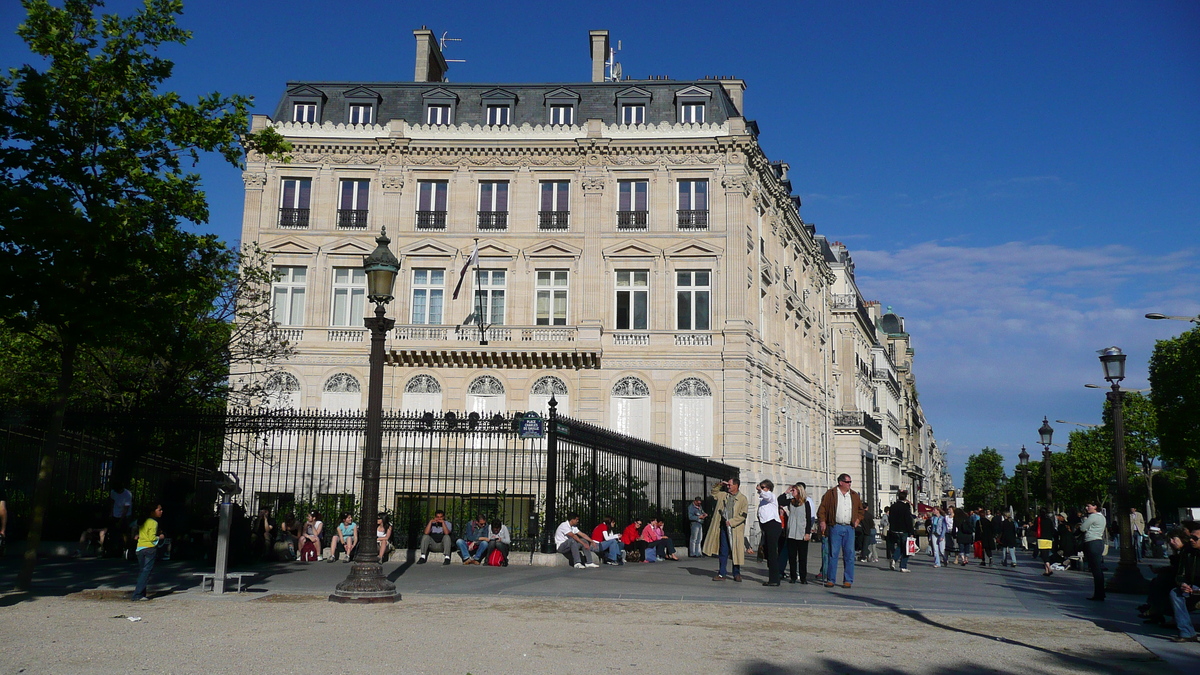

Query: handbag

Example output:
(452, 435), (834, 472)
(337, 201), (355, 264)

(905, 536), (918, 556)
(973, 541), (984, 559)
(485, 546), (504, 566)
(1037, 538), (1053, 550)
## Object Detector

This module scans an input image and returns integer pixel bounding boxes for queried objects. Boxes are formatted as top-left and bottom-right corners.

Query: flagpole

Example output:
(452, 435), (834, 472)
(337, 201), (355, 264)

(473, 237), (487, 345)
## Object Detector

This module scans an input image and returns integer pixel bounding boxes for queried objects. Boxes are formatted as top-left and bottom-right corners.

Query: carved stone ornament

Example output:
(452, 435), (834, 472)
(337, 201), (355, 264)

(611, 376), (650, 397)
(531, 376), (569, 396)
(242, 172), (267, 189)
(380, 174), (405, 191)
(721, 175), (749, 193)
(468, 375), (505, 395)
(404, 374), (442, 394)
(674, 377), (712, 397)
(581, 176), (606, 192)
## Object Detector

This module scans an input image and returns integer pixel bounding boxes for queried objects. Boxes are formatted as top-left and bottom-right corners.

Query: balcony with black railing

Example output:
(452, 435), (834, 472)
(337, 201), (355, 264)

(336, 209), (368, 229)
(617, 210), (648, 230)
(416, 210), (447, 230)
(539, 210), (570, 230)
(833, 410), (884, 440)
(676, 210), (709, 230)
(477, 211), (508, 230)
(278, 208), (310, 229)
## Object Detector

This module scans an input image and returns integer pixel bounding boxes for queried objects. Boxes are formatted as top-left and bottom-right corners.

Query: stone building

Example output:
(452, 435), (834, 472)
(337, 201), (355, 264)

(236, 28), (942, 501)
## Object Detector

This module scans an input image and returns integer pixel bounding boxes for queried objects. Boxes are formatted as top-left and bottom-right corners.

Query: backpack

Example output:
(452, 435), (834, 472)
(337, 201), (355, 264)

(486, 547), (504, 566)
(299, 539), (318, 562)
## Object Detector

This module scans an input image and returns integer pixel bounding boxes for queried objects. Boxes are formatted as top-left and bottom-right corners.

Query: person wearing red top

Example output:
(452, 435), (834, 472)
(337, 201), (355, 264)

(641, 517), (679, 561)
(590, 516), (624, 565)
(621, 518), (647, 561)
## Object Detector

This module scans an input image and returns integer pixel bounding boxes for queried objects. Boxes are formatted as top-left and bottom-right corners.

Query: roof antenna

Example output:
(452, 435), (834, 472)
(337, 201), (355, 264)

(607, 39), (622, 82)
(440, 31), (466, 81)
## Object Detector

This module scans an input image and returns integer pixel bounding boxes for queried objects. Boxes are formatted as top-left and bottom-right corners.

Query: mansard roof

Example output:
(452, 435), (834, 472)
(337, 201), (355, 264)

(271, 80), (740, 128)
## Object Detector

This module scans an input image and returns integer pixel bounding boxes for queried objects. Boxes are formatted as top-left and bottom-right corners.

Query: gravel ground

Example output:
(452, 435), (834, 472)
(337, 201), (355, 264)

(0, 590), (1167, 675)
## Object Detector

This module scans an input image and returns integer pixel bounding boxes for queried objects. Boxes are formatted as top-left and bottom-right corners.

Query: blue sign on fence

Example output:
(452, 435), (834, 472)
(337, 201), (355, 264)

(518, 411), (545, 439)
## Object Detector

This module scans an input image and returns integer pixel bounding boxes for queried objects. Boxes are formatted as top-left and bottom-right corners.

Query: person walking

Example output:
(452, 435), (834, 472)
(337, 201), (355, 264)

(953, 507), (974, 566)
(781, 483), (812, 583)
(997, 512), (1018, 567)
(929, 507), (947, 568)
(816, 473), (865, 589)
(976, 509), (996, 567)
(859, 505), (878, 563)
(756, 480), (783, 586)
(1035, 508), (1058, 576)
(687, 496), (707, 557)
(881, 506), (893, 563)
(705, 478), (748, 582)
(889, 491), (915, 573)
(1080, 501), (1108, 601)
(1128, 507), (1146, 562)
(131, 503), (164, 601)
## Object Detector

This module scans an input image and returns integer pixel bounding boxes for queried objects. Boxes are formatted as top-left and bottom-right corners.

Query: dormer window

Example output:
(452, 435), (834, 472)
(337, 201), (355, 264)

(680, 102), (704, 124)
(426, 105), (451, 125)
(674, 85), (712, 125)
(621, 104), (645, 125)
(422, 88), (458, 126)
(348, 104), (372, 125)
(549, 105), (573, 125)
(293, 102), (317, 123)
(486, 105), (511, 126)
(615, 86), (652, 126)
(544, 87), (580, 127)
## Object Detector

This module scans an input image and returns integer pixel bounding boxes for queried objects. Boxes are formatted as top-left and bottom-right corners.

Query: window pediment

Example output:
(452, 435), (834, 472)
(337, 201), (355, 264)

(525, 239), (582, 259)
(400, 238), (457, 258)
(286, 85), (326, 100)
(262, 237), (317, 254)
(665, 241), (723, 258)
(422, 87), (458, 103)
(544, 87), (580, 103)
(343, 86), (381, 102)
(480, 88), (517, 103)
(615, 86), (652, 101)
(467, 239), (518, 260)
(325, 239), (373, 256)
(602, 239), (661, 259)
(673, 85), (713, 101)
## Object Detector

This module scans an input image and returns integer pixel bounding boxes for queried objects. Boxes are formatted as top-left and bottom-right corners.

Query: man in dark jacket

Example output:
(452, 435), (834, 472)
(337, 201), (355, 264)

(1168, 521), (1200, 643)
(888, 492), (915, 572)
(997, 512), (1019, 567)
(976, 509), (996, 567)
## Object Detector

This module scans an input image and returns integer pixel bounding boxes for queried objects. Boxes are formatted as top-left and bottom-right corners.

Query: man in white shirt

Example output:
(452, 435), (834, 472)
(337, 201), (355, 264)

(554, 513), (599, 568)
(756, 480), (783, 586)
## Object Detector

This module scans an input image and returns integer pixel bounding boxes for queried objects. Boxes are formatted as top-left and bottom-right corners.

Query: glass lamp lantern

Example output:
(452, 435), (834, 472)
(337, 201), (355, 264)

(1038, 417), (1053, 447)
(1098, 346), (1127, 383)
(362, 228), (400, 306)
(1018, 445), (1029, 466)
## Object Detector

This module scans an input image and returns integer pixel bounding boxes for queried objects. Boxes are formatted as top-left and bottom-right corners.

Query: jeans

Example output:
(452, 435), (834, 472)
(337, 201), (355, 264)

(133, 547), (156, 599)
(1170, 588), (1196, 638)
(718, 527), (740, 577)
(931, 536), (945, 566)
(689, 521), (704, 556)
(827, 524), (856, 584)
(598, 538), (622, 562)
(1083, 539), (1105, 599)
(819, 533), (831, 578)
(1133, 533), (1144, 561)
(891, 532), (910, 570)
(456, 538), (489, 561)
(557, 538), (596, 565)
(1000, 546), (1017, 566)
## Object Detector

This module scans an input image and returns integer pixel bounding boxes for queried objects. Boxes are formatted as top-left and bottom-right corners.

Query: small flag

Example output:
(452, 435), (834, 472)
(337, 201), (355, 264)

(451, 243), (479, 300)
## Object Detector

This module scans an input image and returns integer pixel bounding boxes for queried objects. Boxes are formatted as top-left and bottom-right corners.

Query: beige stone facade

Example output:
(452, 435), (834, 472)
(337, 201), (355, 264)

(235, 29), (945, 499)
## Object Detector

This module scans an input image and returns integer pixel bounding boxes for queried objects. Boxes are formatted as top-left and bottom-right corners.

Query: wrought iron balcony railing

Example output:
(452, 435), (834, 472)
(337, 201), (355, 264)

(278, 208), (310, 229)
(538, 210), (570, 230)
(617, 210), (649, 230)
(336, 209), (368, 229)
(416, 210), (447, 230)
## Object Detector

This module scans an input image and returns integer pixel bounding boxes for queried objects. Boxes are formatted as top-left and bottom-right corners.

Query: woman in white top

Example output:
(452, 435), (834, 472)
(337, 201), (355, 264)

(756, 480), (783, 586)
(376, 513), (393, 563)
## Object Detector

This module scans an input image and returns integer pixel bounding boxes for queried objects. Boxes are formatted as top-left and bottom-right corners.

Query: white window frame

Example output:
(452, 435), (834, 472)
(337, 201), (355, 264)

(292, 102), (317, 123)
(279, 178), (312, 209)
(473, 269), (506, 326)
(615, 269), (649, 330)
(549, 104), (573, 125)
(477, 181), (509, 212)
(486, 105), (511, 126)
(535, 270), (569, 326)
(411, 268), (445, 325)
(348, 103), (373, 125)
(677, 179), (708, 210)
(680, 102), (705, 124)
(540, 180), (570, 211)
(675, 270), (711, 331)
(339, 179), (369, 210)
(618, 180), (649, 212)
(621, 104), (646, 125)
(426, 104), (451, 125)
(417, 180), (448, 211)
(271, 266), (307, 326)
(329, 267), (366, 327)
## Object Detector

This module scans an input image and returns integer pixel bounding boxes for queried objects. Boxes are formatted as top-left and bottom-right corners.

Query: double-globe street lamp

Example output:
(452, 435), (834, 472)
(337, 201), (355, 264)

(1038, 417), (1054, 512)
(331, 228), (402, 604)
(1098, 346), (1148, 593)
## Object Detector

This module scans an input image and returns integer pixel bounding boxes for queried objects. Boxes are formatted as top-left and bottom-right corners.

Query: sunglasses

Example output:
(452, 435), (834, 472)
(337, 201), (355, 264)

(839, 480), (851, 484)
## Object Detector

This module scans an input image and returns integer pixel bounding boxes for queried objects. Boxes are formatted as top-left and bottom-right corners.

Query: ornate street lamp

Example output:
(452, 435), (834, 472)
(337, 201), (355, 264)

(1038, 417), (1054, 512)
(1018, 445), (1030, 519)
(331, 228), (401, 604)
(1098, 346), (1147, 593)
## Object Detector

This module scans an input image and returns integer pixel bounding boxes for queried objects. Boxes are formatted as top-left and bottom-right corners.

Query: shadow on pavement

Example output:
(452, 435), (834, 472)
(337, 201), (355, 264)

(740, 655), (1158, 675)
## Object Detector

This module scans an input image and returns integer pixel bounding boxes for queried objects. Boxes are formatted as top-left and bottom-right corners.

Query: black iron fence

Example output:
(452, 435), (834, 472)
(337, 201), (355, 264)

(0, 407), (738, 554)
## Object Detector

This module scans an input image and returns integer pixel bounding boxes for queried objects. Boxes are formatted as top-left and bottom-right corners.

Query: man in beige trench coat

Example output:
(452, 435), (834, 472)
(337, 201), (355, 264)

(704, 477), (748, 582)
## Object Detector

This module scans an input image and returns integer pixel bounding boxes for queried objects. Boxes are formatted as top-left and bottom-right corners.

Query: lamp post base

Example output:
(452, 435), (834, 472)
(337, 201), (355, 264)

(1104, 561), (1149, 595)
(329, 561), (401, 604)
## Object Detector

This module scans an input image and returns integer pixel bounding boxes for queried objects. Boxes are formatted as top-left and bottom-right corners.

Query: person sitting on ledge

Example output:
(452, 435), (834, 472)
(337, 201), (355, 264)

(417, 510), (453, 565)
(620, 518), (646, 561)
(456, 514), (491, 565)
(484, 519), (511, 566)
(328, 513), (357, 562)
(591, 516), (624, 565)
(376, 513), (393, 563)
(641, 516), (679, 561)
(554, 512), (599, 569)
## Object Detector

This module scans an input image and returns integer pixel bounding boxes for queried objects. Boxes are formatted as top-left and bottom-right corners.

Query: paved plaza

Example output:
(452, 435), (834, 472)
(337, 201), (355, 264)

(1, 546), (1195, 674)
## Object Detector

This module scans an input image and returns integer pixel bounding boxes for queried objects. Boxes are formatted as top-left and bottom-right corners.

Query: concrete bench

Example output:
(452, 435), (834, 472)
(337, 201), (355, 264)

(193, 572), (255, 593)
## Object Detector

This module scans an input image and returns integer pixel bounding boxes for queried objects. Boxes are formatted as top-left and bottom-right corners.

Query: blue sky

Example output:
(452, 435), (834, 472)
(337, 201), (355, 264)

(3, 1), (1197, 486)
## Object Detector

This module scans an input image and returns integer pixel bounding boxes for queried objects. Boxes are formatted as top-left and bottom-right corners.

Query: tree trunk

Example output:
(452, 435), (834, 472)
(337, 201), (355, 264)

(1145, 470), (1156, 520)
(17, 338), (76, 591)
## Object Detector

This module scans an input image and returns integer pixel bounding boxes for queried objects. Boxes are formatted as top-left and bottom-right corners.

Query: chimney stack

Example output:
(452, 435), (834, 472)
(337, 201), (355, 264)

(718, 78), (746, 116)
(589, 30), (610, 83)
(413, 27), (448, 83)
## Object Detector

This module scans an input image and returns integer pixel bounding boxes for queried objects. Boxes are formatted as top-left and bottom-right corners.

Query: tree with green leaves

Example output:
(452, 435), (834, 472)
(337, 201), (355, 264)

(1149, 325), (1200, 494)
(962, 447), (1008, 511)
(0, 0), (287, 589)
